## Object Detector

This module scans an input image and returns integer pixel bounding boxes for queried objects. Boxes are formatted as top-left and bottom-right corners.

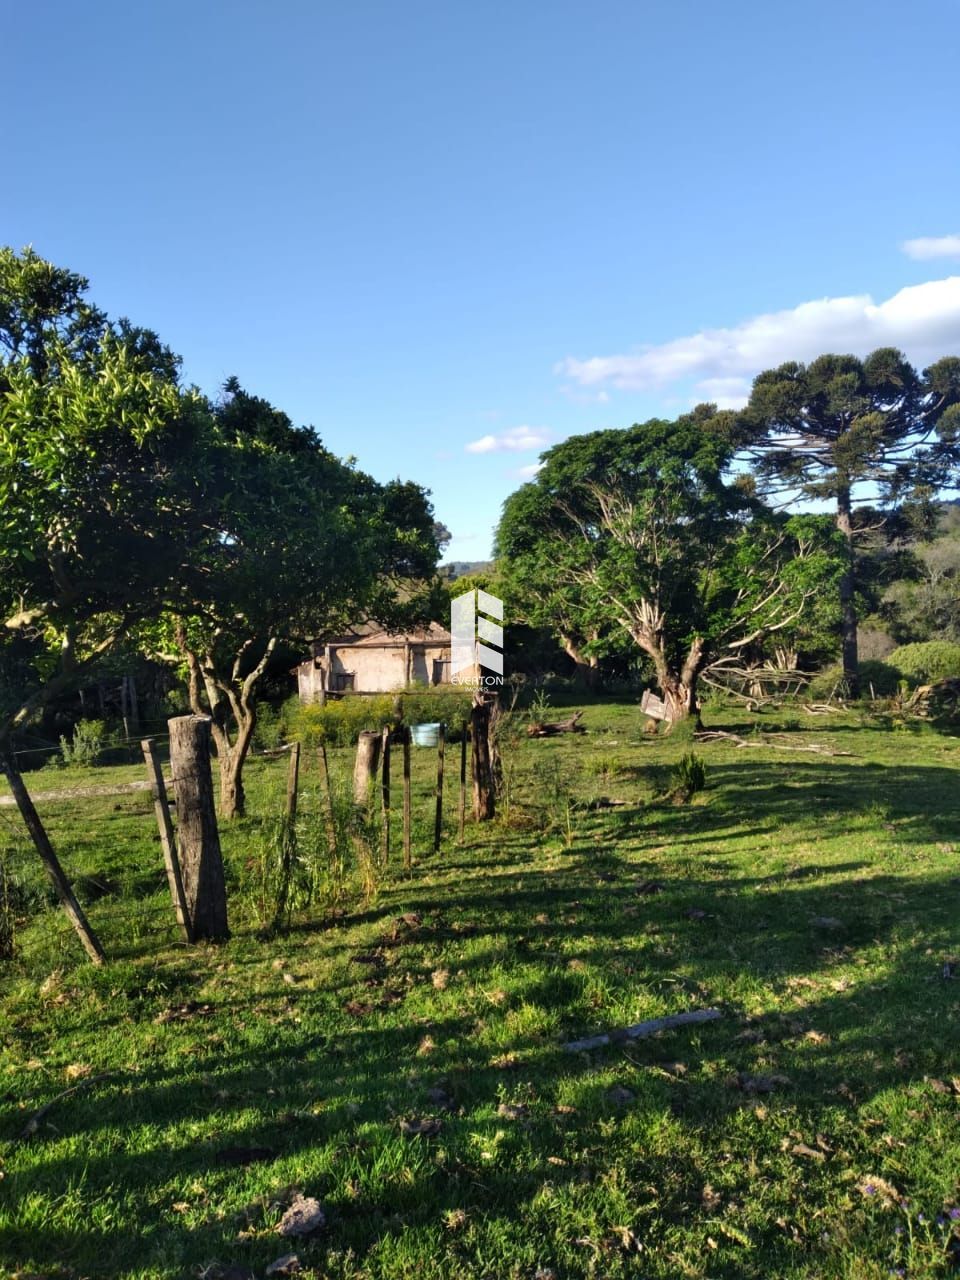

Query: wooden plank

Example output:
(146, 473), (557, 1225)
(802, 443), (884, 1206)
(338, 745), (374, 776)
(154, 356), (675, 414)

(433, 722), (445, 853)
(458, 731), (466, 844)
(563, 1008), (722, 1053)
(317, 744), (338, 857)
(380, 726), (391, 863)
(641, 689), (669, 721)
(286, 741), (301, 821)
(0, 754), (105, 965)
(402, 727), (412, 873)
(141, 738), (192, 943)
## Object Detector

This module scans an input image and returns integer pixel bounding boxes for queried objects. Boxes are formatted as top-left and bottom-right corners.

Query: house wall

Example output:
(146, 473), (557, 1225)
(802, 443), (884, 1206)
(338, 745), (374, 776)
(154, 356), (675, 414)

(296, 643), (451, 700)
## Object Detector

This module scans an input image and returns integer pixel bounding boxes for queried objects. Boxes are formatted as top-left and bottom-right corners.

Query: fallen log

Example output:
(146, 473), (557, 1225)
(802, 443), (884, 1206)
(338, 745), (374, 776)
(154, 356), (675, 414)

(563, 1007), (721, 1053)
(527, 711), (586, 738)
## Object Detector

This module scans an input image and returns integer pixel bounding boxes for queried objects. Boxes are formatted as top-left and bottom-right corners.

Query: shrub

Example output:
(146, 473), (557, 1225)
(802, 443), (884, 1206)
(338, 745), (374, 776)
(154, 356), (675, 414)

(807, 660), (903, 700)
(401, 687), (474, 732)
(281, 688), (475, 749)
(670, 752), (707, 803)
(889, 642), (960, 685)
(856, 660), (904, 698)
(59, 719), (106, 767)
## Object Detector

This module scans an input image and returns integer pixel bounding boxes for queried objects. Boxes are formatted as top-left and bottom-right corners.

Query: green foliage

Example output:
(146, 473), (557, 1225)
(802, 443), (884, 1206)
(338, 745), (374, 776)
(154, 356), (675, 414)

(733, 348), (960, 687)
(737, 349), (960, 510)
(58, 719), (107, 768)
(808, 659), (905, 700)
(496, 413), (844, 716)
(889, 641), (960, 684)
(0, 248), (214, 745)
(289, 695), (396, 747)
(401, 687), (474, 732)
(855, 660), (904, 697)
(282, 688), (474, 749)
(670, 751), (707, 802)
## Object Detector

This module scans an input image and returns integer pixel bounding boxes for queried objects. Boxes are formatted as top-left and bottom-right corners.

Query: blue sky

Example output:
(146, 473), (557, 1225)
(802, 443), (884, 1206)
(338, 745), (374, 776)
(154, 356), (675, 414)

(6, 0), (960, 559)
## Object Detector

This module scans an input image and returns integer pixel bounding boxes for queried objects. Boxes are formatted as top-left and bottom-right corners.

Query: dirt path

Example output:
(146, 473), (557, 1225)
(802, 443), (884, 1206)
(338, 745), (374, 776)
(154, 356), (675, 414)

(0, 779), (172, 807)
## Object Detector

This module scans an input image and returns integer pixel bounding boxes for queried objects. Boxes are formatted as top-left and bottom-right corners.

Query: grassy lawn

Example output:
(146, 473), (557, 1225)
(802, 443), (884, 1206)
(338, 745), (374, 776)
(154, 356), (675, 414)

(1, 700), (960, 1279)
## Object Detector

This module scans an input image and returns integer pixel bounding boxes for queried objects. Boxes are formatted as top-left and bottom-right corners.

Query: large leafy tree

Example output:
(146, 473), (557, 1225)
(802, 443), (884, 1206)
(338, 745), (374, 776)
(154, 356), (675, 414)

(0, 333), (213, 750)
(733, 349), (960, 694)
(495, 481), (626, 685)
(151, 381), (443, 819)
(495, 417), (842, 722)
(0, 244), (180, 385)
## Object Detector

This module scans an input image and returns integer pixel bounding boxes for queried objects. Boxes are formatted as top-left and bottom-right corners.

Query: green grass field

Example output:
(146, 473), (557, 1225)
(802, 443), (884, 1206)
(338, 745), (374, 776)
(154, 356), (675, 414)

(1, 700), (960, 1279)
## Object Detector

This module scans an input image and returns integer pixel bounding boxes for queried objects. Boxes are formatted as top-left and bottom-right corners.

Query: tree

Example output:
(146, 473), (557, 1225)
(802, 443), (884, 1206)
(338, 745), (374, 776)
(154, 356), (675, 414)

(151, 381), (443, 819)
(495, 417), (842, 722)
(733, 349), (960, 694)
(0, 334), (213, 750)
(0, 244), (180, 385)
(495, 481), (623, 686)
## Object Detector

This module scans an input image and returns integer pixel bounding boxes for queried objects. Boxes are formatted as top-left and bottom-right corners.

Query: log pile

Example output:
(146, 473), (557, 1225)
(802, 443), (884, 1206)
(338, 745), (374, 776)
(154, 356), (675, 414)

(906, 677), (960, 720)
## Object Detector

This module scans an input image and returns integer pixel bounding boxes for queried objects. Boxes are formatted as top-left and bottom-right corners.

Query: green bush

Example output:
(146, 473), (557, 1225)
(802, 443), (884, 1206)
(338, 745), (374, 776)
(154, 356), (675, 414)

(807, 660), (903, 700)
(889, 642), (960, 684)
(281, 688), (475, 748)
(59, 719), (106, 767)
(856, 660), (904, 697)
(671, 752), (707, 802)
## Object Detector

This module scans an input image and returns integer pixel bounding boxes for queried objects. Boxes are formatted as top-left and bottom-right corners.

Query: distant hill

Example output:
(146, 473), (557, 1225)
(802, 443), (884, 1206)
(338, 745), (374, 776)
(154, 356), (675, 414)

(438, 560), (493, 580)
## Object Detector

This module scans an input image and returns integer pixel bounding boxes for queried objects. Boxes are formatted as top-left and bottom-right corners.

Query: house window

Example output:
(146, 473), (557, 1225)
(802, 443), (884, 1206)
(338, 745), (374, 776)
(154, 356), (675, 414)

(330, 671), (356, 692)
(432, 659), (450, 685)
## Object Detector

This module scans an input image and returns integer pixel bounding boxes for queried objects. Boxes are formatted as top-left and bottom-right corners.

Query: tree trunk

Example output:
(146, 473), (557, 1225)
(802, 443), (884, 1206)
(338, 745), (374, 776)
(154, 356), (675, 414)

(212, 712), (256, 820)
(836, 484), (859, 697)
(168, 716), (229, 941)
(656, 637), (705, 728)
(562, 637), (599, 689)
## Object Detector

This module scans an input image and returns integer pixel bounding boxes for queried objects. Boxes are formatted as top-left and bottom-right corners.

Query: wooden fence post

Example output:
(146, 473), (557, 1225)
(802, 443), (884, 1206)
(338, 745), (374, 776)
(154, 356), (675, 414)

(168, 716), (229, 941)
(458, 730), (467, 844)
(286, 742), (301, 822)
(141, 738), (192, 943)
(380, 726), (391, 863)
(317, 744), (338, 856)
(402, 727), (412, 874)
(470, 699), (495, 820)
(353, 730), (381, 807)
(434, 722), (446, 853)
(0, 754), (105, 965)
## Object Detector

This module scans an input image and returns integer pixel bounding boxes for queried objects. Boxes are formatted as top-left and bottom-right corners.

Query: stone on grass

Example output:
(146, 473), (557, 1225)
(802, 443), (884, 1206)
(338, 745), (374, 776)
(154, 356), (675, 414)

(276, 1195), (326, 1237)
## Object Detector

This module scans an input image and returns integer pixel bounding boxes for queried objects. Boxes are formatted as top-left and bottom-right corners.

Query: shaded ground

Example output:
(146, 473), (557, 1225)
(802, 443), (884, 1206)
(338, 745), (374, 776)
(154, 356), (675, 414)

(1, 702), (959, 1279)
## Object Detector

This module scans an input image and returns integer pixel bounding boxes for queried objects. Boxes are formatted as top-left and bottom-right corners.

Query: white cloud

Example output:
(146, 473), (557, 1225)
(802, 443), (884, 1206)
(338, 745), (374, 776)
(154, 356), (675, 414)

(902, 235), (960, 261)
(556, 276), (960, 409)
(513, 462), (545, 480)
(465, 425), (552, 454)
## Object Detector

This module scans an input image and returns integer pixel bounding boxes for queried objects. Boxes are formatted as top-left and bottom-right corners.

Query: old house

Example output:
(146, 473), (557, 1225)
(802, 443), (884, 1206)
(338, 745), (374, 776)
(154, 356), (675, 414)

(295, 623), (452, 701)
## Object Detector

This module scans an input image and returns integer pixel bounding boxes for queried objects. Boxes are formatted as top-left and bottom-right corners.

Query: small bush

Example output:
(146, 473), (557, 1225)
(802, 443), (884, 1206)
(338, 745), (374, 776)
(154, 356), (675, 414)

(59, 719), (106, 767)
(889, 642), (960, 684)
(670, 752), (707, 803)
(252, 703), (285, 752)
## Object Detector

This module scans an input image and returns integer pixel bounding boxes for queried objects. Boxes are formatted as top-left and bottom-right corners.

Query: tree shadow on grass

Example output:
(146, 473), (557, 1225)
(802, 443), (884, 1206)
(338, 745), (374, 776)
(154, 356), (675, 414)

(2, 758), (960, 1277)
